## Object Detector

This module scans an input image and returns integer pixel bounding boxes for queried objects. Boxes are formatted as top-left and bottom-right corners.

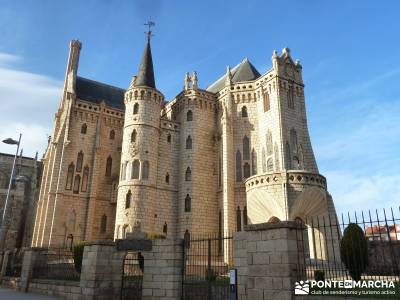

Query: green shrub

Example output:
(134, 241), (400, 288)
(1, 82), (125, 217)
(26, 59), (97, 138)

(314, 270), (325, 281)
(73, 243), (85, 273)
(206, 269), (217, 282)
(147, 233), (166, 240)
(340, 223), (368, 281)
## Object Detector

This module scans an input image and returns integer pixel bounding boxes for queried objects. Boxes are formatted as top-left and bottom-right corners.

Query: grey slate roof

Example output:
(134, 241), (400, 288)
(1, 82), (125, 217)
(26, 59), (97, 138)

(135, 39), (156, 88)
(206, 58), (261, 93)
(75, 76), (126, 110)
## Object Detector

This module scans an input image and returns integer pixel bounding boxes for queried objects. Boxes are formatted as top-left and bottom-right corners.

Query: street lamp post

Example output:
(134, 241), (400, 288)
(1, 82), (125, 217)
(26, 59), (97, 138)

(0, 134), (22, 250)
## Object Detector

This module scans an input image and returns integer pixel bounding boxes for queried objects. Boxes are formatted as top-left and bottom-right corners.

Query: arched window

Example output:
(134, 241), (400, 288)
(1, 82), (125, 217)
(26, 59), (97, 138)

(76, 151), (84, 172)
(105, 156), (112, 176)
(131, 129), (137, 143)
(186, 110), (193, 121)
(186, 136), (192, 149)
(287, 88), (294, 109)
(66, 163), (74, 190)
(81, 123), (87, 134)
(133, 103), (139, 114)
(267, 158), (274, 172)
(81, 166), (89, 192)
(298, 145), (304, 170)
(243, 136), (250, 160)
(73, 175), (81, 194)
(285, 142), (292, 169)
(268, 216), (281, 223)
(266, 130), (273, 155)
(100, 215), (107, 233)
(142, 160), (149, 180)
(251, 149), (257, 175)
(109, 130), (115, 140)
(236, 150), (242, 182)
(185, 167), (191, 181)
(185, 194), (191, 212)
(163, 222), (168, 235)
(167, 134), (171, 143)
(241, 106), (248, 117)
(243, 162), (250, 178)
(263, 92), (270, 112)
(262, 148), (266, 173)
(121, 161), (128, 180)
(236, 206), (242, 231)
(290, 128), (298, 154)
(184, 230), (190, 248)
(243, 206), (248, 226)
(132, 160), (140, 179)
(125, 190), (132, 209)
(165, 173), (169, 184)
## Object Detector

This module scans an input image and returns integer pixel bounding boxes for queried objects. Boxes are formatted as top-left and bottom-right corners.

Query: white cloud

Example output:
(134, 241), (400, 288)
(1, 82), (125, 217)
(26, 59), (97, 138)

(0, 52), (62, 158)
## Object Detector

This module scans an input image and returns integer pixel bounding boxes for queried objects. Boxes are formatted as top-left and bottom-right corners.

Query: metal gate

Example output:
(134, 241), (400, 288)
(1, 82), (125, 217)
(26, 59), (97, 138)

(182, 234), (233, 300)
(121, 251), (143, 300)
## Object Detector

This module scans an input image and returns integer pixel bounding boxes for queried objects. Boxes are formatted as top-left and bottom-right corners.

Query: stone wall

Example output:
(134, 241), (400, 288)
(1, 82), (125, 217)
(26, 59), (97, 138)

(29, 279), (81, 299)
(367, 240), (400, 275)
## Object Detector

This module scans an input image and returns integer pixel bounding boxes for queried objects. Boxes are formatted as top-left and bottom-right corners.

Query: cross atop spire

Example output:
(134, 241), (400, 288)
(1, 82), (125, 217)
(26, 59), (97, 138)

(144, 20), (155, 42)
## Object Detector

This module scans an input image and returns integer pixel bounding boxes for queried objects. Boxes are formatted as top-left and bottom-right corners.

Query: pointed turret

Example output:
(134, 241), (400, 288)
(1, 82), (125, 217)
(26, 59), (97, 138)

(135, 34), (156, 88)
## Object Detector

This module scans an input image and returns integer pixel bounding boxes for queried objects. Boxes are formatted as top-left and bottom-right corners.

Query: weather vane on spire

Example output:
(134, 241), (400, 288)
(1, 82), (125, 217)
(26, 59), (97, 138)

(144, 19), (155, 42)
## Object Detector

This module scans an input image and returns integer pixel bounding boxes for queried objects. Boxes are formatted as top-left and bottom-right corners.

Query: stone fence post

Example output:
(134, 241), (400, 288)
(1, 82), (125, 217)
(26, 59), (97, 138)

(233, 221), (305, 300)
(19, 247), (44, 292)
(80, 241), (125, 300)
(142, 238), (183, 300)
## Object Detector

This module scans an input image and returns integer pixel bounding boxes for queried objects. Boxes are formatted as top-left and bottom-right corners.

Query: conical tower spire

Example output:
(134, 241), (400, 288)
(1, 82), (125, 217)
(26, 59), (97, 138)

(135, 22), (156, 88)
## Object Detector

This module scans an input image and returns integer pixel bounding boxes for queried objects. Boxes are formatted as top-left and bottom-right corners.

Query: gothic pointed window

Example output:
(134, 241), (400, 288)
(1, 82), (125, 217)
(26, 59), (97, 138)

(163, 222), (168, 235)
(262, 148), (266, 173)
(167, 134), (171, 143)
(100, 215), (107, 233)
(121, 161), (128, 180)
(285, 142), (292, 169)
(109, 130), (115, 140)
(187, 110), (193, 121)
(81, 166), (89, 192)
(185, 194), (191, 212)
(290, 129), (298, 154)
(184, 230), (190, 248)
(142, 160), (149, 180)
(133, 103), (139, 114)
(81, 123), (87, 134)
(125, 190), (132, 209)
(236, 150), (242, 182)
(288, 87), (294, 109)
(241, 106), (248, 117)
(243, 206), (248, 226)
(66, 163), (74, 190)
(132, 160), (140, 179)
(251, 149), (257, 175)
(186, 136), (192, 149)
(267, 158), (274, 172)
(243, 136), (250, 160)
(73, 175), (81, 194)
(76, 151), (84, 172)
(298, 145), (304, 170)
(185, 167), (191, 181)
(105, 156), (112, 177)
(263, 92), (270, 112)
(243, 162), (250, 178)
(131, 129), (137, 143)
(236, 206), (242, 231)
(165, 173), (170, 184)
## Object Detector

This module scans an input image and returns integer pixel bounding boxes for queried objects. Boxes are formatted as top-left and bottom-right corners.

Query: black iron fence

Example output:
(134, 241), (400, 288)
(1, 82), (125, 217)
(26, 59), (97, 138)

(295, 207), (400, 284)
(121, 251), (143, 300)
(5, 249), (24, 277)
(183, 233), (233, 300)
(32, 248), (80, 281)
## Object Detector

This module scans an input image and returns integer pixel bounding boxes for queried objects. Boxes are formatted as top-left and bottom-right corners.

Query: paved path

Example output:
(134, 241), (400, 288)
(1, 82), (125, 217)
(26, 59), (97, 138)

(0, 288), (58, 299)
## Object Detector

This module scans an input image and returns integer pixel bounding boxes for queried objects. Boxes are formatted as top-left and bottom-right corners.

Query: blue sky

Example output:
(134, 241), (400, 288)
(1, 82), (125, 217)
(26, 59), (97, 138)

(0, 0), (399, 214)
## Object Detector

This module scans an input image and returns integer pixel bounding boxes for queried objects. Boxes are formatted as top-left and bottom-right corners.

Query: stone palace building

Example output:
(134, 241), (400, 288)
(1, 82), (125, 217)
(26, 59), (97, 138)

(31, 33), (337, 249)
